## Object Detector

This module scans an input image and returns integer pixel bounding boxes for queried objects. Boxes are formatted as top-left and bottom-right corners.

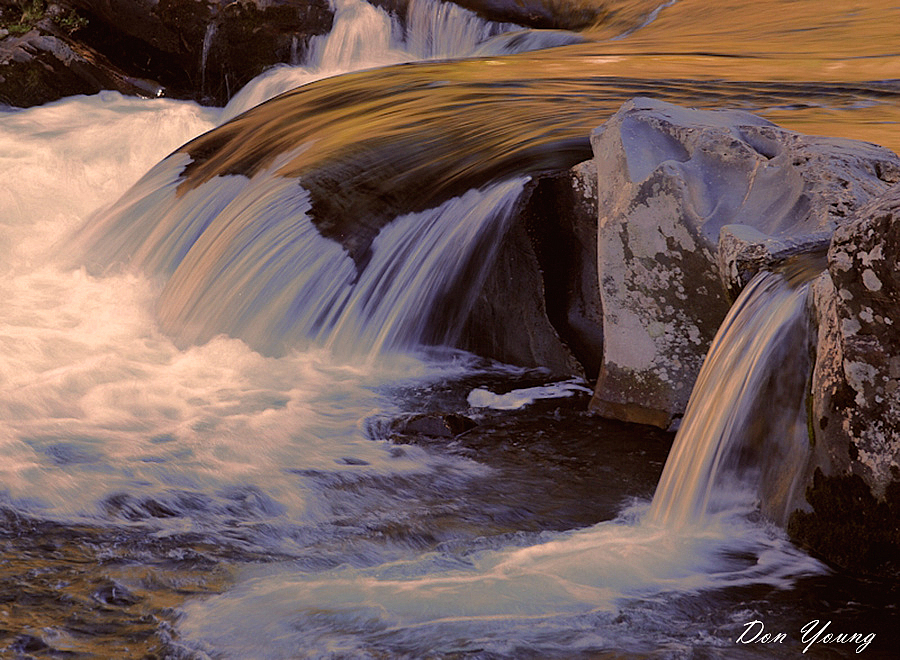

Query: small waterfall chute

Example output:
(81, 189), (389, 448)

(648, 270), (815, 530)
(402, 0), (518, 59)
(200, 22), (219, 99)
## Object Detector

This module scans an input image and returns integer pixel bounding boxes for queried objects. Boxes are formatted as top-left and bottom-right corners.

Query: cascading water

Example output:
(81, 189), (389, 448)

(173, 270), (828, 657)
(219, 0), (520, 123)
(79, 157), (525, 358)
(200, 22), (219, 98)
(4, 0), (898, 656)
(648, 270), (815, 529)
(402, 0), (518, 59)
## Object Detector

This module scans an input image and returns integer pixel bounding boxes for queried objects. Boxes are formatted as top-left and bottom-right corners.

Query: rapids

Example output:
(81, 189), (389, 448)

(2, 0), (900, 657)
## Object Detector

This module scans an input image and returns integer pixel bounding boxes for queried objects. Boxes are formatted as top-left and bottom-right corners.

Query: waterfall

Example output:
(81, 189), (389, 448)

(311, 0), (400, 70)
(171, 269), (826, 653)
(220, 0), (518, 122)
(311, 0), (518, 66)
(200, 22), (218, 97)
(402, 0), (518, 59)
(289, 35), (301, 65)
(648, 270), (814, 530)
(157, 177), (525, 358)
(77, 158), (526, 359)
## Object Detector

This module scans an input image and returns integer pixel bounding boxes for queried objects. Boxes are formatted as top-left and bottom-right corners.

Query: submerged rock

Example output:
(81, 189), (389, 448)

(392, 412), (477, 438)
(792, 183), (900, 575)
(588, 97), (900, 429)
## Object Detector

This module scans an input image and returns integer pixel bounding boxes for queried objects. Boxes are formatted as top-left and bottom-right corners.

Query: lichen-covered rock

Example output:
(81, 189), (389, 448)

(716, 224), (830, 300)
(806, 182), (900, 489)
(589, 97), (900, 429)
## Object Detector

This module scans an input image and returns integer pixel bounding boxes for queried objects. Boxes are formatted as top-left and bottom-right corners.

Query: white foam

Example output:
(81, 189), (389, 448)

(0, 93), (218, 269)
(0, 93), (475, 536)
(176, 504), (825, 657)
(467, 379), (593, 410)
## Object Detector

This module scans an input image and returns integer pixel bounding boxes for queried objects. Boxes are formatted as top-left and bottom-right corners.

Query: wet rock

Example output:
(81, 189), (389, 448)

(810, 183), (900, 493)
(788, 469), (900, 576)
(0, 27), (161, 107)
(716, 224), (830, 301)
(1, 0), (334, 107)
(456, 164), (599, 378)
(392, 412), (477, 438)
(92, 580), (141, 606)
(188, 0), (334, 105)
(588, 97), (900, 428)
(371, 0), (633, 32)
(516, 161), (603, 379)
(792, 183), (900, 573)
(10, 633), (52, 653)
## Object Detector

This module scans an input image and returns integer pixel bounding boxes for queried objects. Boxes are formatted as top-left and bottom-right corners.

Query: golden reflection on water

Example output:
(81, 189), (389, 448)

(591, 0), (900, 61)
(0, 524), (234, 657)
(181, 0), (900, 215)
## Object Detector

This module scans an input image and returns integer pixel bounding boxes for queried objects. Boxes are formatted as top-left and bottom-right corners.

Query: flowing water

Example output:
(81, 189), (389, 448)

(2, 0), (900, 657)
(648, 271), (815, 530)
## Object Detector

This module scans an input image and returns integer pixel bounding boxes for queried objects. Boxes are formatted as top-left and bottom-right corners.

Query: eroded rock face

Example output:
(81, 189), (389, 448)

(0, 28), (160, 107)
(1, 0), (333, 106)
(589, 97), (900, 429)
(790, 188), (900, 573)
(456, 165), (601, 378)
(809, 184), (900, 490)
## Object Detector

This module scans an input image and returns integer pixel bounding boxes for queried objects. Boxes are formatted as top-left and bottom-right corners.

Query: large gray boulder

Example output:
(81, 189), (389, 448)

(589, 97), (900, 429)
(788, 183), (900, 574)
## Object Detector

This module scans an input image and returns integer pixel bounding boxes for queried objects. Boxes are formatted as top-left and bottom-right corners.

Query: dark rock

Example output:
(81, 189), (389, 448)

(10, 633), (52, 653)
(191, 0), (334, 105)
(393, 412), (477, 438)
(92, 580), (141, 606)
(515, 160), (603, 379)
(455, 167), (598, 379)
(371, 0), (609, 31)
(588, 97), (900, 429)
(339, 456), (371, 465)
(788, 469), (900, 576)
(0, 27), (161, 107)
(1, 0), (334, 106)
